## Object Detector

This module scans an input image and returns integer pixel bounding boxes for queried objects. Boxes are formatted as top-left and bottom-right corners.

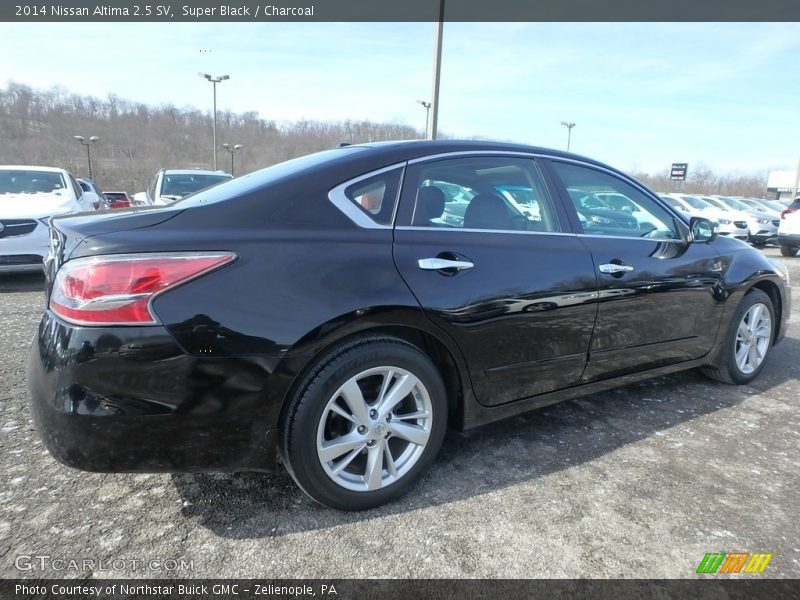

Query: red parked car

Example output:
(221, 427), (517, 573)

(103, 191), (132, 209)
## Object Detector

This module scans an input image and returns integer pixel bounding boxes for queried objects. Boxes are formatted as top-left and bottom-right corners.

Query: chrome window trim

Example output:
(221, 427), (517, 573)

(395, 226), (577, 237)
(407, 150), (547, 164)
(576, 233), (685, 243)
(328, 162), (407, 230)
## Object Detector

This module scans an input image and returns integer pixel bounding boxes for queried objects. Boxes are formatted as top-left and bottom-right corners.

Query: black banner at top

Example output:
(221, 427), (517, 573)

(2, 0), (800, 22)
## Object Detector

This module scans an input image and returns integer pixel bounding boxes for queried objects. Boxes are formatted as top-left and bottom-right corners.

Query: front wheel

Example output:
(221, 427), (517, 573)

(702, 289), (775, 384)
(281, 336), (448, 510)
(780, 245), (798, 257)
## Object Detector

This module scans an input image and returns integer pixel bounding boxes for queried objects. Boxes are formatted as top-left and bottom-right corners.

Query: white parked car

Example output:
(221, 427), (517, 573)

(658, 194), (749, 241)
(778, 198), (800, 257)
(77, 178), (105, 210)
(134, 169), (232, 207)
(709, 195), (779, 247)
(0, 166), (94, 272)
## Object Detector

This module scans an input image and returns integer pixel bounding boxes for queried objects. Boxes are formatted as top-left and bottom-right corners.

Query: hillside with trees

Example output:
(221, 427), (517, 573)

(0, 81), (769, 197)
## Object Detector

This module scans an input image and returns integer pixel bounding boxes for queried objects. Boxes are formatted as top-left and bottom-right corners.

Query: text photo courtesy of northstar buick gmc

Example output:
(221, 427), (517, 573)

(27, 141), (791, 510)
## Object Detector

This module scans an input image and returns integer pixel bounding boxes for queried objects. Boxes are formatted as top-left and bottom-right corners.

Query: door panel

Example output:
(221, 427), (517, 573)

(578, 236), (725, 381)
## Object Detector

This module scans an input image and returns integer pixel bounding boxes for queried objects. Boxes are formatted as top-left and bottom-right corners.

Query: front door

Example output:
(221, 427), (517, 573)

(546, 159), (726, 383)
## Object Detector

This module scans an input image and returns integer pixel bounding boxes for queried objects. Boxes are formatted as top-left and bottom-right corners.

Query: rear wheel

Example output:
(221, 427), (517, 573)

(702, 289), (775, 384)
(780, 245), (798, 257)
(281, 336), (447, 510)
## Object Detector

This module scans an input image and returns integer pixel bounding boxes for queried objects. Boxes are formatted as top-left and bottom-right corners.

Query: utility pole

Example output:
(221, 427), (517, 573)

(428, 0), (445, 140)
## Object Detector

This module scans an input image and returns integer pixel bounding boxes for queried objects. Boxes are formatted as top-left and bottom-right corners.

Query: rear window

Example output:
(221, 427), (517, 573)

(342, 168), (403, 226)
(176, 147), (366, 208)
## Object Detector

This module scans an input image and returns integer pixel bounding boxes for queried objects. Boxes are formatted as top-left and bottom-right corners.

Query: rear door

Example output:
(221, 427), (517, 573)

(545, 159), (725, 382)
(392, 154), (599, 406)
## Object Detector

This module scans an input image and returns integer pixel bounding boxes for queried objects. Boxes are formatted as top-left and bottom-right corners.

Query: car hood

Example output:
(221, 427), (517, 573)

(0, 193), (78, 219)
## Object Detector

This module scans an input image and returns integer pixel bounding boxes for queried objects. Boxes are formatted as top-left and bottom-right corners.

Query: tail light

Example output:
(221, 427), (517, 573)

(781, 207), (796, 219)
(50, 253), (235, 326)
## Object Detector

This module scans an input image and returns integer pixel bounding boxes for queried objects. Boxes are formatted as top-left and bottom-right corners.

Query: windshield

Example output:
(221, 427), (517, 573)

(660, 196), (683, 210)
(680, 195), (712, 210)
(160, 173), (232, 200)
(701, 197), (729, 211)
(0, 170), (67, 196)
(717, 196), (750, 211)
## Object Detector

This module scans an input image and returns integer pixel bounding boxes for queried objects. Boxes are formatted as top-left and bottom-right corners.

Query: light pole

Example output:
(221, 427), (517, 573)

(428, 0), (445, 140)
(73, 135), (100, 180)
(416, 100), (431, 138)
(198, 72), (230, 170)
(560, 121), (576, 151)
(222, 143), (243, 176)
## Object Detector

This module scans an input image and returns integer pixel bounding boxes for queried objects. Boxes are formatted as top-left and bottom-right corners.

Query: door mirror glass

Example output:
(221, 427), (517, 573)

(690, 216), (718, 243)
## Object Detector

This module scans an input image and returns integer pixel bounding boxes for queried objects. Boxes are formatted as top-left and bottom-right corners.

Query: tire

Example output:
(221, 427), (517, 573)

(281, 336), (448, 510)
(702, 289), (775, 385)
(751, 240), (766, 248)
(780, 245), (798, 257)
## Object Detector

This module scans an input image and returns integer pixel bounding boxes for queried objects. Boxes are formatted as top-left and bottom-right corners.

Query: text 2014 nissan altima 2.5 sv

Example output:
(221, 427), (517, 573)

(28, 141), (791, 510)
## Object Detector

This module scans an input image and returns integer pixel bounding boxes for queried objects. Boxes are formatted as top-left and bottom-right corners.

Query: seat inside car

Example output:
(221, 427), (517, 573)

(463, 193), (513, 230)
(413, 185), (447, 226)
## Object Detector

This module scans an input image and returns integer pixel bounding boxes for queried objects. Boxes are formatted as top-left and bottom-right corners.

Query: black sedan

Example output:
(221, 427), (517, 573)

(28, 141), (791, 510)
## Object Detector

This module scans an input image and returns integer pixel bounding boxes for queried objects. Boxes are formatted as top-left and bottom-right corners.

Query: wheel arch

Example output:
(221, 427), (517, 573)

(748, 278), (783, 344)
(273, 309), (474, 438)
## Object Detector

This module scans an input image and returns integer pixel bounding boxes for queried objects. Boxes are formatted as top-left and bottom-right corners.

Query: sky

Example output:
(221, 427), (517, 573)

(1, 22), (798, 175)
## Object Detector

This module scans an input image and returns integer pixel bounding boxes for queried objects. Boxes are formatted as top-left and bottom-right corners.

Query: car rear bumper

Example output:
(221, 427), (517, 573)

(27, 312), (282, 473)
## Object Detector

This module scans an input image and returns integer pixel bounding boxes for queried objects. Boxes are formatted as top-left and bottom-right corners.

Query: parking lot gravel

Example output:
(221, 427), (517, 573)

(1, 247), (798, 579)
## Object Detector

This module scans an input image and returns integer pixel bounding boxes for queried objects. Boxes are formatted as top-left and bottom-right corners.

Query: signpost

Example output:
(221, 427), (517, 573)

(670, 163), (688, 180)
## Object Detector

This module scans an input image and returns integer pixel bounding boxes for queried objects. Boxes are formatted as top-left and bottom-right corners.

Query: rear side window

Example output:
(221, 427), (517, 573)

(403, 156), (561, 233)
(341, 167), (403, 226)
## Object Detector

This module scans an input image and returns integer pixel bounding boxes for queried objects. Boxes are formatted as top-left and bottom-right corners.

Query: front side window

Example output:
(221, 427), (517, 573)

(552, 162), (679, 239)
(406, 156), (561, 233)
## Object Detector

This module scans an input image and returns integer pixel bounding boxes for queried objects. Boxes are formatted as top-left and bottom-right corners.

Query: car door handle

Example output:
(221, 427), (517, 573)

(598, 263), (634, 274)
(418, 258), (474, 271)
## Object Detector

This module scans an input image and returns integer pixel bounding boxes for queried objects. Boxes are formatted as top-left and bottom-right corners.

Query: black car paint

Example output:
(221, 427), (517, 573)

(28, 140), (790, 473)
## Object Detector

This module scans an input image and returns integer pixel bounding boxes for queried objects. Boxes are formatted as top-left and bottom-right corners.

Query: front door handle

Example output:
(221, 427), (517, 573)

(418, 257), (474, 271)
(598, 263), (634, 274)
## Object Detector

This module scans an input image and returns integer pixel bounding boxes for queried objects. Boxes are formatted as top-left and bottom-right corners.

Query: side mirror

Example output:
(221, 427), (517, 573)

(689, 216), (718, 243)
(132, 192), (148, 206)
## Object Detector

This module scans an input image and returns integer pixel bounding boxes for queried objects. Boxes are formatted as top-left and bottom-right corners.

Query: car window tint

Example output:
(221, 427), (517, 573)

(344, 167), (402, 226)
(409, 157), (560, 233)
(553, 162), (679, 240)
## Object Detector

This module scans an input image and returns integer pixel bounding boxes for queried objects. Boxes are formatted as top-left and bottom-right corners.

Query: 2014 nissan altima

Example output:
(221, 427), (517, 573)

(28, 141), (791, 510)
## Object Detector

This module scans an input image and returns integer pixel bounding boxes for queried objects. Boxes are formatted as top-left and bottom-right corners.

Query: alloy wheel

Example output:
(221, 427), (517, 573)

(734, 302), (772, 375)
(316, 366), (433, 492)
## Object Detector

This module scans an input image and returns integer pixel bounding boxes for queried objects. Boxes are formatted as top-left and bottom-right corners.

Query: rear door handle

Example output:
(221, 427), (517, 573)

(418, 258), (474, 271)
(598, 263), (634, 274)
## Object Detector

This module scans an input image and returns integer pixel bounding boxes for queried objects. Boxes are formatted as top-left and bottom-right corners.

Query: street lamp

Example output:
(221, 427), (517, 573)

(222, 143), (243, 176)
(416, 100), (431, 138)
(73, 135), (100, 180)
(198, 72), (230, 170)
(560, 121), (576, 151)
